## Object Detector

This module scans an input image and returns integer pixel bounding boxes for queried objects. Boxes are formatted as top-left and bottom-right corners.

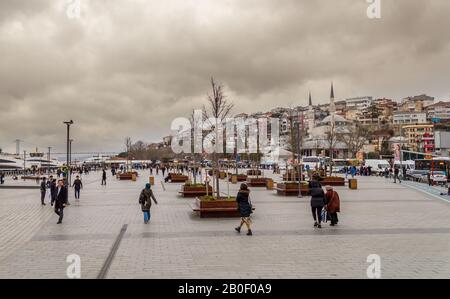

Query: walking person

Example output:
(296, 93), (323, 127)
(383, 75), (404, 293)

(40, 177), (47, 206)
(55, 180), (68, 224)
(101, 169), (107, 186)
(72, 175), (83, 200)
(325, 186), (341, 226)
(394, 166), (401, 184)
(234, 183), (253, 236)
(49, 178), (57, 206)
(0, 172), (5, 184)
(139, 183), (158, 224)
(309, 180), (325, 228)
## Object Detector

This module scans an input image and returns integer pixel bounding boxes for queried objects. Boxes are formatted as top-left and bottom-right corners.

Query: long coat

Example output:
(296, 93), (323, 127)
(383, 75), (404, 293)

(55, 186), (68, 209)
(236, 190), (252, 217)
(139, 189), (157, 212)
(325, 190), (341, 213)
(310, 187), (326, 208)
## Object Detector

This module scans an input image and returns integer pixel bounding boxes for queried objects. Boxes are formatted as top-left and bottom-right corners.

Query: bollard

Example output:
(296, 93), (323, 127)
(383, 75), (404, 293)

(349, 179), (358, 190)
(149, 176), (155, 186)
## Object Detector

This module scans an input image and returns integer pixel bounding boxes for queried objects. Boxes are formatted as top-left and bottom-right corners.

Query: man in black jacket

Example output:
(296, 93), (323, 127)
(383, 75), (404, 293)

(40, 177), (47, 206)
(55, 180), (68, 224)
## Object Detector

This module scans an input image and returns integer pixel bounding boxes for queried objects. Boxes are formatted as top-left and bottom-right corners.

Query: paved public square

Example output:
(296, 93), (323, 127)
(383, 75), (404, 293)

(0, 171), (449, 279)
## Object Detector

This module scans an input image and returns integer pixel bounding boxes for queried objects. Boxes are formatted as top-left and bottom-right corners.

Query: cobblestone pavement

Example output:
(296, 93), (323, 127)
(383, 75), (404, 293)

(0, 170), (449, 279)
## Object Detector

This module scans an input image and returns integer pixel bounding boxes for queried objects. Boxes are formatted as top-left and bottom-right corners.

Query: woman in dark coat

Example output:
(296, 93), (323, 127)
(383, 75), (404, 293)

(309, 180), (326, 228)
(139, 183), (158, 224)
(235, 183), (253, 236)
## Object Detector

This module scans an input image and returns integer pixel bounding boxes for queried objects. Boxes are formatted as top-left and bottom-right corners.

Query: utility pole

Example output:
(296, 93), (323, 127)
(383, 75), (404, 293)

(23, 150), (26, 174)
(47, 147), (52, 175)
(63, 120), (74, 187)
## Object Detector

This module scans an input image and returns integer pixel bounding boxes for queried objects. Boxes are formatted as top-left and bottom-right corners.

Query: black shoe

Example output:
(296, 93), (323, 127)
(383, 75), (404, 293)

(330, 223), (335, 226)
(41, 203), (46, 206)
(314, 222), (318, 227)
(317, 224), (322, 229)
(235, 227), (241, 233)
(57, 221), (62, 224)
(247, 230), (253, 236)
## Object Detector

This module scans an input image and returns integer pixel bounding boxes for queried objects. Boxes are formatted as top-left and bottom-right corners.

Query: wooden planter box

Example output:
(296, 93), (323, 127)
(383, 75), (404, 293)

(169, 173), (188, 183)
(117, 172), (138, 181)
(276, 183), (310, 196)
(228, 174), (247, 182)
(320, 177), (345, 186)
(247, 170), (262, 176)
(179, 184), (213, 198)
(248, 177), (267, 187)
(190, 197), (241, 218)
(282, 173), (306, 181)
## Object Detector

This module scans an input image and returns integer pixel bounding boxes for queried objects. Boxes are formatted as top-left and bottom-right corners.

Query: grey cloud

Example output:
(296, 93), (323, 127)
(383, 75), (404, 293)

(1, 0), (449, 153)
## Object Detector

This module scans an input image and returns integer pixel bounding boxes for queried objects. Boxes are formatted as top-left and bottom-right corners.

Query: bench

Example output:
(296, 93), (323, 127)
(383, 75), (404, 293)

(190, 200), (255, 218)
(170, 176), (188, 183)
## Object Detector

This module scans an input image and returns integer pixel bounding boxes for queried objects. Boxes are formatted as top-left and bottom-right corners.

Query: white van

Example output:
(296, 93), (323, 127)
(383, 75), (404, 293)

(364, 159), (391, 174)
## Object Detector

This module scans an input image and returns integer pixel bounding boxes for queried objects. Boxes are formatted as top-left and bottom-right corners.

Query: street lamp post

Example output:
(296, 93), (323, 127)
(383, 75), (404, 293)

(63, 120), (74, 187)
(296, 110), (303, 198)
(69, 139), (73, 185)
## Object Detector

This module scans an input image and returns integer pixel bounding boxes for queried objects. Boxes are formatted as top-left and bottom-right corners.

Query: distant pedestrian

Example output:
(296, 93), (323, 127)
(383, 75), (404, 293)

(427, 172), (432, 186)
(40, 177), (47, 206)
(402, 167), (407, 181)
(394, 167), (401, 184)
(150, 166), (153, 175)
(139, 183), (158, 224)
(72, 175), (83, 200)
(49, 178), (57, 206)
(309, 181), (325, 228)
(0, 172), (5, 184)
(101, 169), (107, 185)
(234, 183), (253, 236)
(325, 186), (341, 226)
(55, 180), (68, 224)
(350, 166), (356, 178)
(162, 166), (166, 176)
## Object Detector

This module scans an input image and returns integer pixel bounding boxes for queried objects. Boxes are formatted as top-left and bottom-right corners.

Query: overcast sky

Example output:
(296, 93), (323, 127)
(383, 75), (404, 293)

(1, 0), (449, 153)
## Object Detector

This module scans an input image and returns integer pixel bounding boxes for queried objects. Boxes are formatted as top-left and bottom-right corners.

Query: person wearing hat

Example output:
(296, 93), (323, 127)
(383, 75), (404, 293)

(309, 180), (326, 228)
(139, 183), (158, 224)
(235, 183), (253, 236)
(325, 185), (340, 226)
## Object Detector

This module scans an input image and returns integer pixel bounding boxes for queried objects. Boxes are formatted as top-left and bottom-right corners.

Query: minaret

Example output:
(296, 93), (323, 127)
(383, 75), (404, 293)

(330, 82), (336, 128)
(308, 91), (315, 134)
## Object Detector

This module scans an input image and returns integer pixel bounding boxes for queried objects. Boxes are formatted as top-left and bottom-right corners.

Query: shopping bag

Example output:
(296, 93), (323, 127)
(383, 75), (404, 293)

(321, 208), (328, 223)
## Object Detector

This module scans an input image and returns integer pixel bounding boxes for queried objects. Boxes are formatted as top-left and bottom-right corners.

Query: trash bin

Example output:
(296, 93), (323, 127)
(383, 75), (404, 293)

(231, 175), (238, 184)
(349, 179), (357, 190)
(219, 172), (226, 180)
(149, 176), (155, 186)
(132, 174), (137, 182)
(266, 179), (274, 190)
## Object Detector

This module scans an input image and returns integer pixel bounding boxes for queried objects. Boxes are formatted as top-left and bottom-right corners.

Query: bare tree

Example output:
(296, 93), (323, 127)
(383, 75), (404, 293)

(339, 123), (369, 158)
(203, 77), (234, 199)
(325, 121), (339, 176)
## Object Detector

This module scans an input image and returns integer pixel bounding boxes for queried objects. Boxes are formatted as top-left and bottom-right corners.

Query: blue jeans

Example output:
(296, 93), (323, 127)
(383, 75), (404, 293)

(143, 211), (151, 222)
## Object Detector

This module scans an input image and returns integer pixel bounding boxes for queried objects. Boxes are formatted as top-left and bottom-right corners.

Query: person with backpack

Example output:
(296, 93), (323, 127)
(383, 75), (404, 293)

(139, 183), (158, 224)
(234, 183), (253, 236)
(325, 186), (341, 226)
(309, 180), (325, 228)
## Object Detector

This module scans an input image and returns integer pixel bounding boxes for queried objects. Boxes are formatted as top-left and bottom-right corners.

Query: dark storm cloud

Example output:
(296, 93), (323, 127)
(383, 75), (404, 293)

(1, 0), (449, 153)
